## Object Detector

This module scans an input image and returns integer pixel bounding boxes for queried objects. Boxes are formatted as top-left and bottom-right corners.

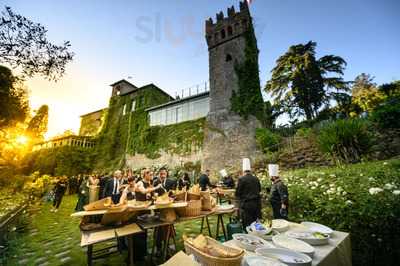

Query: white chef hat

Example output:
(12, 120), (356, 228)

(242, 158), (251, 172)
(219, 169), (228, 177)
(268, 164), (279, 177)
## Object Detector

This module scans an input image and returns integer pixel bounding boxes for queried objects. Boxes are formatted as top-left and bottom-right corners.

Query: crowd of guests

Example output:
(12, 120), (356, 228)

(51, 161), (289, 231)
(73, 167), (198, 211)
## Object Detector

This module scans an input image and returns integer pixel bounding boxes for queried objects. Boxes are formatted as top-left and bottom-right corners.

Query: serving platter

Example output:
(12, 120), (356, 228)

(300, 222), (333, 235)
(285, 230), (330, 246)
(246, 226), (280, 241)
(272, 235), (315, 257)
(232, 233), (274, 252)
(255, 247), (312, 266)
(245, 255), (288, 266)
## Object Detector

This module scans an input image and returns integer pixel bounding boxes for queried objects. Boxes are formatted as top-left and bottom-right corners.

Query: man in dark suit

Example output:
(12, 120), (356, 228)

(153, 167), (176, 196)
(103, 170), (122, 204)
(199, 169), (215, 191)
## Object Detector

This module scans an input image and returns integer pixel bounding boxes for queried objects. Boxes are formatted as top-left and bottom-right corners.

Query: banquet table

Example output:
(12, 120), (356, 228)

(224, 222), (352, 266)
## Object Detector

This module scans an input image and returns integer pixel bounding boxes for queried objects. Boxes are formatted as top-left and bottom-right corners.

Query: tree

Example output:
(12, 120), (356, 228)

(0, 65), (29, 128)
(379, 80), (400, 98)
(0, 6), (73, 80)
(266, 41), (349, 121)
(351, 73), (384, 113)
(26, 105), (48, 141)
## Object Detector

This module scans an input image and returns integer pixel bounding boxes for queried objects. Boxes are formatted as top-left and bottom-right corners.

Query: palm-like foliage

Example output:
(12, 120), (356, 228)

(266, 41), (349, 120)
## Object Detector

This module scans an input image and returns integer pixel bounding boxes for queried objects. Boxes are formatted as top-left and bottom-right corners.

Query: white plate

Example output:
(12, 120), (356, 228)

(232, 233), (274, 252)
(250, 221), (272, 235)
(256, 248), (312, 266)
(272, 219), (290, 232)
(285, 231), (330, 246)
(245, 255), (288, 266)
(247, 226), (280, 241)
(301, 222), (333, 235)
(272, 235), (315, 257)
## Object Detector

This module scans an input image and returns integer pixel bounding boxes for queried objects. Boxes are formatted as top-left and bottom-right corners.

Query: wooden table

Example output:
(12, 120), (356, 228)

(80, 223), (143, 266)
(213, 208), (238, 240)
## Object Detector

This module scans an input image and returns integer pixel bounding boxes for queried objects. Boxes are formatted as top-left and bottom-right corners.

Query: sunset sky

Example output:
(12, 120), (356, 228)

(2, 0), (399, 138)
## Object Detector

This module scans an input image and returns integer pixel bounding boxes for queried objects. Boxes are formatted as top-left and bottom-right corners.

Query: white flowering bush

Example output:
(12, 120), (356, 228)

(258, 159), (400, 266)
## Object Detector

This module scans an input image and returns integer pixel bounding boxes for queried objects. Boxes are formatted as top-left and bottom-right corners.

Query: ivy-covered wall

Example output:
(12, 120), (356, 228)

(230, 27), (266, 124)
(94, 85), (205, 171)
(23, 146), (95, 176)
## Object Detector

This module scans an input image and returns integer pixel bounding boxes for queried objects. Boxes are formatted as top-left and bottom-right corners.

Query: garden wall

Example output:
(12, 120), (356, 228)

(278, 136), (333, 169)
(125, 149), (203, 169)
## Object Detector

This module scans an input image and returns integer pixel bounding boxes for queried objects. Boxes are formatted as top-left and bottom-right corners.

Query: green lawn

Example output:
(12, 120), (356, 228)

(2, 195), (234, 266)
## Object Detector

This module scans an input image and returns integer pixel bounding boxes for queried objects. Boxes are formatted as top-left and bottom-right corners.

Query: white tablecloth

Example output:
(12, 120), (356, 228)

(224, 222), (352, 266)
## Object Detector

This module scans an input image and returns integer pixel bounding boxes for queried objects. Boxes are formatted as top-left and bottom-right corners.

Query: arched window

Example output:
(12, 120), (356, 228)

(242, 19), (248, 27)
(207, 35), (212, 42)
(228, 26), (233, 36)
(221, 29), (226, 39)
(226, 54), (232, 62)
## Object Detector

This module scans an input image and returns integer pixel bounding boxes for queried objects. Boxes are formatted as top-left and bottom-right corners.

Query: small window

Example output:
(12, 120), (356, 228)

(122, 104), (127, 115)
(228, 26), (233, 36)
(221, 29), (226, 39)
(226, 54), (232, 62)
(207, 35), (212, 42)
(131, 100), (136, 112)
(242, 19), (248, 27)
(214, 32), (219, 41)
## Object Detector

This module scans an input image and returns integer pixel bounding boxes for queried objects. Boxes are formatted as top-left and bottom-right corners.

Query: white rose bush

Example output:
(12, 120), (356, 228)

(258, 159), (400, 266)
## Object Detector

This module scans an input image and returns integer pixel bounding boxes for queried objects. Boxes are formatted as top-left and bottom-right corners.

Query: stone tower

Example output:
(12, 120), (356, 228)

(202, 1), (263, 175)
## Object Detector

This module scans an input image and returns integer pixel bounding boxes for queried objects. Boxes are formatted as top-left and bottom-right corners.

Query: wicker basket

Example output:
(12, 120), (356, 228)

(187, 192), (201, 201)
(184, 236), (244, 266)
(83, 197), (112, 211)
(176, 199), (202, 217)
(200, 191), (216, 211)
(175, 192), (187, 202)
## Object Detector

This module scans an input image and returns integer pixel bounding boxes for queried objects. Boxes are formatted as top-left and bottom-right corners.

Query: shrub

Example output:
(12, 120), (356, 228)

(370, 96), (400, 129)
(258, 159), (400, 266)
(316, 119), (372, 163)
(255, 128), (281, 153)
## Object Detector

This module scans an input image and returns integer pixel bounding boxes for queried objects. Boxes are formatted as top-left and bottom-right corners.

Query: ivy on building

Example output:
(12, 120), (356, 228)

(94, 86), (205, 171)
(230, 26), (266, 124)
(23, 146), (96, 176)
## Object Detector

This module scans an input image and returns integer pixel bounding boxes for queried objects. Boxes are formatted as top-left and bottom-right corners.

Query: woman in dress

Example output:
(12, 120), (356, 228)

(88, 174), (100, 203)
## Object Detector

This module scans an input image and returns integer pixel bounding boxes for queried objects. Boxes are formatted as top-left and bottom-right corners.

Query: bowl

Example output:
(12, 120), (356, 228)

(272, 219), (290, 232)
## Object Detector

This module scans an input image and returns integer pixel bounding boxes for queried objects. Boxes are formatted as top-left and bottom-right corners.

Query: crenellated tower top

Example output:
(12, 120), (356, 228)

(205, 1), (252, 49)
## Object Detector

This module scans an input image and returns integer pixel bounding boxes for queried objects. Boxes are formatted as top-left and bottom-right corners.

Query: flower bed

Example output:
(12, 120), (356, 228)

(259, 159), (400, 266)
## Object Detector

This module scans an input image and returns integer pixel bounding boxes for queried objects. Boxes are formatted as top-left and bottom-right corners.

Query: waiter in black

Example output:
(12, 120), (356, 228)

(199, 169), (215, 191)
(235, 158), (262, 228)
(268, 164), (289, 219)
